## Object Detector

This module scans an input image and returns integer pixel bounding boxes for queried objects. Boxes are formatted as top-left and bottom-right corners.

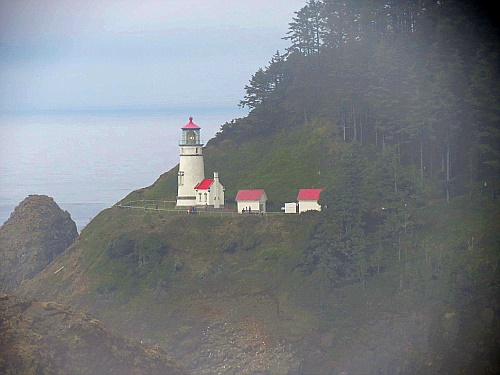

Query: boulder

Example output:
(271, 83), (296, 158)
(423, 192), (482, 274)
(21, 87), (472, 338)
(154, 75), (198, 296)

(0, 293), (189, 375)
(0, 195), (78, 292)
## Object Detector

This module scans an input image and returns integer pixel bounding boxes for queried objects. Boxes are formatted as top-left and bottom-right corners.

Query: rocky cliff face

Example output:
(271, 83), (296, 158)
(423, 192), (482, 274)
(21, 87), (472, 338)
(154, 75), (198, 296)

(0, 195), (78, 292)
(17, 204), (500, 374)
(0, 293), (189, 375)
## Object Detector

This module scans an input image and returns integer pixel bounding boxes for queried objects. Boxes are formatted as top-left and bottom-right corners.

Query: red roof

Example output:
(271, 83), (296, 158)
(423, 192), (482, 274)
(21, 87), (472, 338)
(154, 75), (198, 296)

(195, 179), (214, 190)
(297, 188), (322, 201)
(182, 116), (201, 129)
(235, 189), (266, 201)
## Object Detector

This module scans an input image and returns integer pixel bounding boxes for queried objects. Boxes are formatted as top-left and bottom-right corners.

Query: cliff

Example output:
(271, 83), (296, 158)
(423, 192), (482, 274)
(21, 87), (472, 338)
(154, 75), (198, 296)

(0, 293), (189, 375)
(6, 1), (500, 372)
(18, 199), (500, 374)
(0, 195), (78, 292)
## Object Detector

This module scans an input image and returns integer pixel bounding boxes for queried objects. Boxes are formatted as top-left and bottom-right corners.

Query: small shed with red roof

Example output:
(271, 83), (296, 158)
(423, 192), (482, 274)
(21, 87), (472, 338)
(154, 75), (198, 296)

(235, 188), (267, 213)
(297, 187), (322, 213)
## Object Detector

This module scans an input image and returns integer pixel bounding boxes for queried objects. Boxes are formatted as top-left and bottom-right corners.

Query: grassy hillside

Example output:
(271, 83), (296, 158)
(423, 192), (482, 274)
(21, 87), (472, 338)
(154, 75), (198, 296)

(121, 118), (343, 210)
(20, 207), (320, 373)
(20, 189), (500, 374)
(17, 104), (500, 374)
(11, 0), (500, 372)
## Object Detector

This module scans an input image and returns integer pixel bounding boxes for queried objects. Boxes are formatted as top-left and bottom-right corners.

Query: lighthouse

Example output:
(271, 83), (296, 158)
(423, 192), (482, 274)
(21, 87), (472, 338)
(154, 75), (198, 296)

(177, 117), (205, 207)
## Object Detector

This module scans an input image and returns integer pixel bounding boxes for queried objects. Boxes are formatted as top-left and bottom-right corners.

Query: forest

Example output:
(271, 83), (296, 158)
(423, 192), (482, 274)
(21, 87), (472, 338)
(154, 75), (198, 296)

(210, 0), (500, 289)
(223, 0), (498, 196)
(9, 2), (499, 373)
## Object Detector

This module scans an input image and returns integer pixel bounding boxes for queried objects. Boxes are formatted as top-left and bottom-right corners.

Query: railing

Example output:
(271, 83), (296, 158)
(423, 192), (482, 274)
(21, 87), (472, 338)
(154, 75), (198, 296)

(116, 200), (238, 216)
(116, 200), (283, 216)
(117, 200), (176, 210)
(178, 140), (204, 146)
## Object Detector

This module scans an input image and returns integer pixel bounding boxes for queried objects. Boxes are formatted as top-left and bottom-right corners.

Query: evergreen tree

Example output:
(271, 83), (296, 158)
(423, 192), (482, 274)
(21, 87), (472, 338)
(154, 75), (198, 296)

(238, 0), (499, 202)
(284, 0), (326, 55)
(470, 43), (500, 196)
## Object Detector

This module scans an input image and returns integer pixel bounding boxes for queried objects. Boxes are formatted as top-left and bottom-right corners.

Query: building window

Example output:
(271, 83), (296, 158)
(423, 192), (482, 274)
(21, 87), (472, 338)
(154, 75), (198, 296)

(178, 171), (184, 186)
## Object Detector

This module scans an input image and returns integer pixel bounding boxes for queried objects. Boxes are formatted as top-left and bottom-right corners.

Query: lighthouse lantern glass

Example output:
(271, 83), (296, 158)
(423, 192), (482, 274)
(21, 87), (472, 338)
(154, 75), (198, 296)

(183, 129), (200, 145)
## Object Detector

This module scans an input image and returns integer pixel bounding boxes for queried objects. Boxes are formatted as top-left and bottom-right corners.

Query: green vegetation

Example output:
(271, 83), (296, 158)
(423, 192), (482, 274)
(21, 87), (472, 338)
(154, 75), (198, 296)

(18, 1), (500, 373)
(21, 192), (499, 373)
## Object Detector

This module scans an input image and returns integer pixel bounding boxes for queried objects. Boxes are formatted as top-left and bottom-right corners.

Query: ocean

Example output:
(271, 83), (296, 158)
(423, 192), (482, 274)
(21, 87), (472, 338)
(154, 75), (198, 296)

(0, 109), (242, 231)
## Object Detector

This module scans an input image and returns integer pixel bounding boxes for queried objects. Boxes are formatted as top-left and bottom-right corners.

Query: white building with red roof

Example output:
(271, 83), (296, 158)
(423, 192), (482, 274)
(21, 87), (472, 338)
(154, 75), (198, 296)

(194, 172), (224, 209)
(297, 187), (322, 213)
(235, 188), (267, 213)
(176, 117), (224, 208)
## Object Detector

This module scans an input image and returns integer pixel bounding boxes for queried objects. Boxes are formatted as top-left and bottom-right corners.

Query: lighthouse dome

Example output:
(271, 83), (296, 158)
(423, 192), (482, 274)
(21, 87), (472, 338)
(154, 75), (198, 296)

(182, 116), (201, 129)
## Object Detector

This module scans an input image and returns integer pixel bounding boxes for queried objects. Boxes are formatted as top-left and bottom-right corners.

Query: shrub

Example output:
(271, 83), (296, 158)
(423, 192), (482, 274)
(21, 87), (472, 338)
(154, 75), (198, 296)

(107, 234), (136, 259)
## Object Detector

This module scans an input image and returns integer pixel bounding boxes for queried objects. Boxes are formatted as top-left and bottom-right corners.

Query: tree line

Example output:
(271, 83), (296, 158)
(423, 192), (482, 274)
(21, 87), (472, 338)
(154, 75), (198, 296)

(225, 0), (500, 290)
(238, 0), (499, 201)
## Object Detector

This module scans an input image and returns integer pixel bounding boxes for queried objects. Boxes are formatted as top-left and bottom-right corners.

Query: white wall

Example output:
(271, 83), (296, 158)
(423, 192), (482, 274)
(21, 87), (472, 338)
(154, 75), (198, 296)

(285, 202), (298, 214)
(298, 200), (321, 213)
(177, 145), (205, 206)
(237, 200), (265, 213)
(210, 180), (224, 208)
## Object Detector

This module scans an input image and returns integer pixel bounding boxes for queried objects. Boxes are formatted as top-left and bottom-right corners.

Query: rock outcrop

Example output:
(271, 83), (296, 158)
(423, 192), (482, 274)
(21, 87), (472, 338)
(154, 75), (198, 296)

(0, 195), (78, 292)
(0, 293), (189, 375)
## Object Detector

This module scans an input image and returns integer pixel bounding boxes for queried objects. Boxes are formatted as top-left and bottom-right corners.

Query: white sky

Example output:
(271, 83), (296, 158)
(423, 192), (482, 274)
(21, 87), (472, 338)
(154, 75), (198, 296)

(0, 0), (306, 112)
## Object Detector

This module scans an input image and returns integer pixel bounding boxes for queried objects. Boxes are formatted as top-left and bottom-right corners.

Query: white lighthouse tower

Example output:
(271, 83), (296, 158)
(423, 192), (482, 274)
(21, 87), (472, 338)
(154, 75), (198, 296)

(177, 117), (205, 207)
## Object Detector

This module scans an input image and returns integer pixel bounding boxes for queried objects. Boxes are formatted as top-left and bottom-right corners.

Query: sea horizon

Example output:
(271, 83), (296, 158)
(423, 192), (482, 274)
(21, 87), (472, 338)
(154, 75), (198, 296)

(0, 103), (245, 117)
(0, 107), (245, 231)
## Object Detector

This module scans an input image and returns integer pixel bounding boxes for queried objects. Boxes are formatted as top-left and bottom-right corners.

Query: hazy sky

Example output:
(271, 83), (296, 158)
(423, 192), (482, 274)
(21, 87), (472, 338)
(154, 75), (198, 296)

(0, 0), (306, 112)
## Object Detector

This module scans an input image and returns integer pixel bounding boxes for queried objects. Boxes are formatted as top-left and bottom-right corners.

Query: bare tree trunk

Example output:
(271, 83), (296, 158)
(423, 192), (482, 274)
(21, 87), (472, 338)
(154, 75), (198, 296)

(343, 112), (346, 142)
(394, 145), (400, 194)
(430, 140), (434, 179)
(395, 168), (398, 194)
(446, 143), (450, 204)
(420, 137), (424, 180)
(352, 100), (357, 142)
(492, 170), (497, 200)
(360, 111), (364, 145)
